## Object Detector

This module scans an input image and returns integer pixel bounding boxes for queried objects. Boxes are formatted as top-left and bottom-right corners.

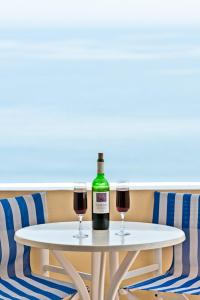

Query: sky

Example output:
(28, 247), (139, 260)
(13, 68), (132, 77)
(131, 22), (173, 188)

(0, 1), (200, 182)
(0, 0), (200, 26)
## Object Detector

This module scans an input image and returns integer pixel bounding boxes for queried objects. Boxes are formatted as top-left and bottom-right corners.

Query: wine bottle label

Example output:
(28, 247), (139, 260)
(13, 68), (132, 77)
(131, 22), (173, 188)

(97, 162), (104, 174)
(93, 192), (109, 214)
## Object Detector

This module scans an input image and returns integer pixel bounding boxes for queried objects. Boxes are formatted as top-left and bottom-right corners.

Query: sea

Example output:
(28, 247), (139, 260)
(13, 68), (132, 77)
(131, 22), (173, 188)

(0, 26), (200, 183)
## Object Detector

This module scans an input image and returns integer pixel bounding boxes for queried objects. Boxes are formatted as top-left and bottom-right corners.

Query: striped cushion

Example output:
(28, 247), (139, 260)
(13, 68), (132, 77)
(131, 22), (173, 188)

(126, 192), (200, 295)
(0, 193), (77, 299)
(0, 275), (76, 300)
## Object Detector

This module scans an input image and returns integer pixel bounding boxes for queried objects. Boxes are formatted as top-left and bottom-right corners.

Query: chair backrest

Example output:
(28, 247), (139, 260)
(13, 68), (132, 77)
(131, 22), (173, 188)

(153, 192), (200, 276)
(0, 192), (47, 278)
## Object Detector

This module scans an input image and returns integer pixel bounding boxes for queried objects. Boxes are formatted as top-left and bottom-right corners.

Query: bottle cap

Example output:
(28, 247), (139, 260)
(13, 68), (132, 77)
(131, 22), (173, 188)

(98, 153), (104, 161)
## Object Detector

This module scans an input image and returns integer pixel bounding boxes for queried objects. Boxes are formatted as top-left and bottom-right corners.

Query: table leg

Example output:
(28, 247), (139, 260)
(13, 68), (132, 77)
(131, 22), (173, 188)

(91, 252), (101, 300)
(99, 252), (106, 300)
(106, 251), (140, 300)
(52, 250), (90, 300)
(91, 252), (106, 300)
(109, 252), (119, 300)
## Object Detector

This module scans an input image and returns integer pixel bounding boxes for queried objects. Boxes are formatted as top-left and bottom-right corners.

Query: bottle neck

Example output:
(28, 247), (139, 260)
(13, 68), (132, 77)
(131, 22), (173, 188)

(97, 160), (104, 175)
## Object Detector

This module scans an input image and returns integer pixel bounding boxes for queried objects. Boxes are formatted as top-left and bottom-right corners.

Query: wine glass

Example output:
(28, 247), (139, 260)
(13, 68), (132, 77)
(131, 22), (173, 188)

(115, 183), (130, 236)
(73, 184), (88, 238)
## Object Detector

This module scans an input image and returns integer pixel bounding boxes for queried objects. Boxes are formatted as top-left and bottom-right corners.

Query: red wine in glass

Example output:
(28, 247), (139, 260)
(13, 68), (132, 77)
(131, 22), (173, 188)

(116, 189), (130, 213)
(74, 190), (87, 215)
(73, 186), (88, 238)
(116, 186), (130, 236)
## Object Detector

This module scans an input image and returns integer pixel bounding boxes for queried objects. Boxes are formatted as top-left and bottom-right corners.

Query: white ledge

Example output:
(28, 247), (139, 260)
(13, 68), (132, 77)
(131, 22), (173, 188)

(0, 182), (200, 191)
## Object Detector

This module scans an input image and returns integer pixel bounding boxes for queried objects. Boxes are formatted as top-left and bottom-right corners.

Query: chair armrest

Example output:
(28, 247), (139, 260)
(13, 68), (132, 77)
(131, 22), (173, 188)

(43, 264), (92, 281)
(121, 248), (163, 282)
(123, 263), (160, 280)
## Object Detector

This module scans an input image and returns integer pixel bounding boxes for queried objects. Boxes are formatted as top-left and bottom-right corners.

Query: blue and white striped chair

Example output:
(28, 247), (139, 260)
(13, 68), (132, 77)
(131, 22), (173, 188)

(0, 192), (77, 300)
(124, 192), (200, 300)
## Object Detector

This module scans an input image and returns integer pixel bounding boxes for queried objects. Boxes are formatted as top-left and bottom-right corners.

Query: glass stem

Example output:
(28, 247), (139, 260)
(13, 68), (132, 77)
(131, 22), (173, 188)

(78, 214), (83, 236)
(120, 212), (125, 234)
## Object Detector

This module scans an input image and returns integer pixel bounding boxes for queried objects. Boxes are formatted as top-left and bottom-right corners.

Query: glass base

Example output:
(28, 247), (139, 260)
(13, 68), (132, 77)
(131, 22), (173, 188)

(73, 233), (88, 239)
(115, 232), (130, 236)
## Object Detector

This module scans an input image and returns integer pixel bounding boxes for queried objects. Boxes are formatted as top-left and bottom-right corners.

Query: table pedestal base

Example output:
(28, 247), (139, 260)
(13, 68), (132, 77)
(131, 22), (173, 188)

(52, 250), (140, 300)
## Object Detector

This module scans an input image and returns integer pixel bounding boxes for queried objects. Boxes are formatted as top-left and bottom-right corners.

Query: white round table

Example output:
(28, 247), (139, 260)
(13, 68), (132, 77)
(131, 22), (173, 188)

(15, 221), (185, 300)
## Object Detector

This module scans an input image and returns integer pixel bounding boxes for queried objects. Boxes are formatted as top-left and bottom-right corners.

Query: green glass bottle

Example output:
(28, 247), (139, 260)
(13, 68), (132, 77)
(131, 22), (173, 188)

(92, 153), (110, 230)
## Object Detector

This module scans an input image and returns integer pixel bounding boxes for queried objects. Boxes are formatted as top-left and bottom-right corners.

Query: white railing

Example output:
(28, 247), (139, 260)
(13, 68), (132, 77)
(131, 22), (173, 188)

(0, 182), (200, 191)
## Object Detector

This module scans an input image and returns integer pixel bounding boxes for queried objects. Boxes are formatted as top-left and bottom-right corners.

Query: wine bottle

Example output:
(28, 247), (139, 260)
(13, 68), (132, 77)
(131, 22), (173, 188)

(92, 153), (110, 230)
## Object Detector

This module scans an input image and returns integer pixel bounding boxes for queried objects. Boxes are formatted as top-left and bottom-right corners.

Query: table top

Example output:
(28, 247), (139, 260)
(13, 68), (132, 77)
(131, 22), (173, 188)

(15, 221), (185, 252)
